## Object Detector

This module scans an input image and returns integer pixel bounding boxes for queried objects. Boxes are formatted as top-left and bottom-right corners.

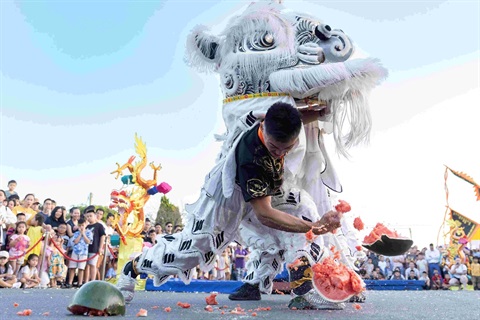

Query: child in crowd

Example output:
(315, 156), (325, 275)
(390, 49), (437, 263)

(8, 221), (30, 275)
(0, 250), (21, 288)
(105, 258), (117, 280)
(26, 214), (45, 257)
(471, 256), (480, 291)
(3, 213), (25, 252)
(7, 199), (16, 213)
(359, 269), (370, 280)
(66, 218), (92, 288)
(5, 180), (18, 200)
(215, 250), (230, 280)
(56, 223), (70, 252)
(407, 270), (418, 280)
(363, 258), (375, 276)
(431, 269), (442, 290)
(370, 270), (381, 280)
(419, 271), (430, 290)
(442, 273), (451, 290)
(48, 236), (66, 288)
(390, 269), (405, 280)
(19, 253), (40, 289)
(384, 257), (393, 278)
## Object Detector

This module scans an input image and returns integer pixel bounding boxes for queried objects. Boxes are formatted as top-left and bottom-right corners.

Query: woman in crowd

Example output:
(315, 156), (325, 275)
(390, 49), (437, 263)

(12, 194), (37, 226)
(0, 190), (16, 251)
(45, 206), (67, 231)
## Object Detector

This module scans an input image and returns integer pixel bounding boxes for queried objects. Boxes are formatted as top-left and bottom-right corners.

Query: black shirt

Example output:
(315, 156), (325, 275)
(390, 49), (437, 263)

(44, 216), (66, 229)
(87, 222), (106, 254)
(235, 124), (284, 202)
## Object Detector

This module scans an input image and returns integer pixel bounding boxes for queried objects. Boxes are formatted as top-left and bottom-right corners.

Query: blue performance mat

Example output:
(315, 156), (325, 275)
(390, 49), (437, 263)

(145, 278), (244, 294)
(364, 280), (426, 291)
(146, 278), (427, 293)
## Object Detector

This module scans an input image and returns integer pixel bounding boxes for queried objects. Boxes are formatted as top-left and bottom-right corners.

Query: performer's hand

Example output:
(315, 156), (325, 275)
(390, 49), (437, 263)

(311, 210), (342, 235)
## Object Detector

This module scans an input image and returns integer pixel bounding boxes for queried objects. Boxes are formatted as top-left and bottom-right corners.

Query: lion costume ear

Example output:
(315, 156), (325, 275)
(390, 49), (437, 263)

(185, 25), (221, 73)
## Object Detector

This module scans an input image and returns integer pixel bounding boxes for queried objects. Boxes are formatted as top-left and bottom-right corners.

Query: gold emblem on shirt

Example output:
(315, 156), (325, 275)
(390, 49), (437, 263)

(246, 179), (268, 198)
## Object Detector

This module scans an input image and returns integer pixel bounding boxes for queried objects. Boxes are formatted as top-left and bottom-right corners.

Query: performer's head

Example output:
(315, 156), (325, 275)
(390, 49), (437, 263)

(263, 102), (301, 159)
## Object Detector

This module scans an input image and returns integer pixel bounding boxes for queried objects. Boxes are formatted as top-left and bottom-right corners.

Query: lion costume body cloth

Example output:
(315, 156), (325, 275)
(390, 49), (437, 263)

(135, 2), (387, 295)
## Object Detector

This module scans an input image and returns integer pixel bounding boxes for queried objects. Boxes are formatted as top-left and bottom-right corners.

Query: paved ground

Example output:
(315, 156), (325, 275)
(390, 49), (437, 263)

(1, 288), (479, 319)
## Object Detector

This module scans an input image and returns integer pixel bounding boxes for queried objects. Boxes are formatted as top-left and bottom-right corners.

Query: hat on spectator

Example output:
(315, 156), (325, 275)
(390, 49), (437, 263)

(0, 251), (9, 259)
(393, 269), (400, 274)
(33, 198), (40, 205)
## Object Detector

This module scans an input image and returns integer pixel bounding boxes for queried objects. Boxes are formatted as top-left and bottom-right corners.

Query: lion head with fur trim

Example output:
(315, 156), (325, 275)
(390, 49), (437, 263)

(186, 1), (387, 155)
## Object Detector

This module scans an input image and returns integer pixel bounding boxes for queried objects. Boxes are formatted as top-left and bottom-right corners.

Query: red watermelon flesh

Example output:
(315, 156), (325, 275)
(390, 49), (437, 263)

(312, 257), (364, 302)
(363, 223), (401, 244)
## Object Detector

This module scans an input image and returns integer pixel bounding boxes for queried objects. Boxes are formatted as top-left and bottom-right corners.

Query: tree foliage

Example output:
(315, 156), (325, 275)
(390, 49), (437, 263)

(155, 195), (183, 228)
(72, 205), (115, 222)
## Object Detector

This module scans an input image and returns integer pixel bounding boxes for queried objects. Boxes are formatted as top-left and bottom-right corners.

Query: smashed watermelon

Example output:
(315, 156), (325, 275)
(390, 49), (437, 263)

(362, 223), (413, 256)
(312, 257), (364, 303)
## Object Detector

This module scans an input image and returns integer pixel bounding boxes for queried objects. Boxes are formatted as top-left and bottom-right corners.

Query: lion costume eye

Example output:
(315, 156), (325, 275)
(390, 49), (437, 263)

(243, 32), (276, 51)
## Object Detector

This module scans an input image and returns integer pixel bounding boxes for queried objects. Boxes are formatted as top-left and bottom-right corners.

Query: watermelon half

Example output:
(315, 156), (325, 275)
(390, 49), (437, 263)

(362, 223), (413, 256)
(312, 257), (364, 303)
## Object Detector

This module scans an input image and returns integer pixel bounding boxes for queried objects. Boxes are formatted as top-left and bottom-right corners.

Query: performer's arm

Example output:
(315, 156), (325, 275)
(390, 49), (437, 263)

(300, 110), (321, 125)
(250, 196), (341, 234)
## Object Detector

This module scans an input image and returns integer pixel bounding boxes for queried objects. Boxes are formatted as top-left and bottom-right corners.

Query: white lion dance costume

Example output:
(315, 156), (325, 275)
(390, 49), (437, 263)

(118, 1), (387, 309)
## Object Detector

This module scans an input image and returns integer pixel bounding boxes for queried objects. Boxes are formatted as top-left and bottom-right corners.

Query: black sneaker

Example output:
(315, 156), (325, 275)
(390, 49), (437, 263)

(228, 283), (261, 301)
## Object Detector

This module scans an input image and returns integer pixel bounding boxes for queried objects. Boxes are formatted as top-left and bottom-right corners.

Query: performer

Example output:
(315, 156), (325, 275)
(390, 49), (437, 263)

(119, 1), (388, 310)
(117, 102), (342, 303)
(181, 2), (388, 309)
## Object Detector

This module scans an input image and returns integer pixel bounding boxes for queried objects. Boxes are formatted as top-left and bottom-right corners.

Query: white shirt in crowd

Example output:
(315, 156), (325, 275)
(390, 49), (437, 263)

(425, 248), (441, 264)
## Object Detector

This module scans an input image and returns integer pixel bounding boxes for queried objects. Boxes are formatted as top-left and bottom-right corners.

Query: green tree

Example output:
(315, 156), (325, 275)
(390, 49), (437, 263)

(155, 195), (183, 228)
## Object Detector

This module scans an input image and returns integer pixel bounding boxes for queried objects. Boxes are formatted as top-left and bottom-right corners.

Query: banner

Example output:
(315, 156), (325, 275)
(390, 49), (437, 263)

(446, 166), (480, 201)
(450, 209), (479, 241)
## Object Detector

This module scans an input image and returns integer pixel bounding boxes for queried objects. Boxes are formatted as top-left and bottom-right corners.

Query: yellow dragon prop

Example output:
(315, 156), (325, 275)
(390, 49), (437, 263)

(443, 219), (467, 265)
(109, 133), (171, 244)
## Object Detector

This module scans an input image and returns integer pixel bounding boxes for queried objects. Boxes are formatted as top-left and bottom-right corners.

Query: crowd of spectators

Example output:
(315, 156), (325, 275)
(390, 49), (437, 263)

(355, 243), (480, 291)
(2, 179), (479, 292)
(0, 180), (119, 289)
(0, 180), (254, 289)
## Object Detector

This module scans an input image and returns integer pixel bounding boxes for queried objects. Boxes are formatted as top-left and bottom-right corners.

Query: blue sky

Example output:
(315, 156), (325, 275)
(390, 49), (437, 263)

(1, 1), (479, 246)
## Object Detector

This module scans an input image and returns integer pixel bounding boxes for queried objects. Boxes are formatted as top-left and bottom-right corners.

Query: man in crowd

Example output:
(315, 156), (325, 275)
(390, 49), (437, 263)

(446, 257), (468, 290)
(154, 223), (163, 243)
(31, 199), (41, 213)
(84, 206), (106, 283)
(425, 243), (442, 279)
(164, 222), (173, 235)
(38, 198), (54, 221)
